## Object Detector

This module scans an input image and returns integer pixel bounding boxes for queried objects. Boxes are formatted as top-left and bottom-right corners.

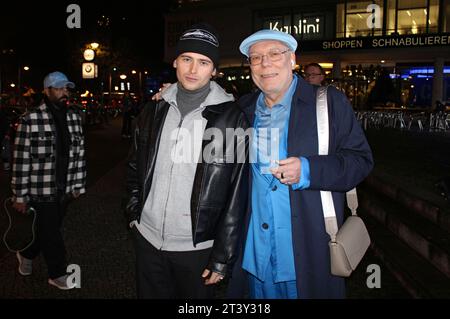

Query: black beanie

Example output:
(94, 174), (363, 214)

(175, 23), (220, 68)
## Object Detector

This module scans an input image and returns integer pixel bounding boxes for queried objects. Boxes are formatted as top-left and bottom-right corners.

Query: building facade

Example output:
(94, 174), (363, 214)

(164, 0), (450, 109)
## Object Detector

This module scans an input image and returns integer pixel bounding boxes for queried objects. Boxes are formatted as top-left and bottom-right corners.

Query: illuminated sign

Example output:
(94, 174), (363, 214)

(264, 14), (325, 40)
(408, 67), (450, 74)
(268, 18), (322, 36)
(82, 62), (96, 79)
(371, 35), (450, 48)
(301, 33), (450, 51)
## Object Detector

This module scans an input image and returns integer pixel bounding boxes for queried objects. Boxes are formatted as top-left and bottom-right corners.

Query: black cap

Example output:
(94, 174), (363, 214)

(175, 23), (220, 68)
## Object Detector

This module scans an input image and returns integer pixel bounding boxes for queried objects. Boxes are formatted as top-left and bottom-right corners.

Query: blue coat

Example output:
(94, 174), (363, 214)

(228, 77), (374, 299)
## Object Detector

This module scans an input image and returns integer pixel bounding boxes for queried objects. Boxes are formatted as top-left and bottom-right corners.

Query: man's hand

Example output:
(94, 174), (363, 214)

(72, 190), (81, 199)
(151, 83), (172, 101)
(12, 202), (27, 214)
(202, 269), (224, 285)
(271, 157), (301, 185)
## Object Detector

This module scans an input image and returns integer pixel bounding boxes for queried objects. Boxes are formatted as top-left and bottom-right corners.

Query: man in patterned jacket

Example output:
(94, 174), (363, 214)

(11, 71), (86, 290)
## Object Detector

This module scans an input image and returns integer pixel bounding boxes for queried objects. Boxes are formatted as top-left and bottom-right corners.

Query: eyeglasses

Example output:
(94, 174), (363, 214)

(247, 49), (290, 66)
(304, 73), (323, 78)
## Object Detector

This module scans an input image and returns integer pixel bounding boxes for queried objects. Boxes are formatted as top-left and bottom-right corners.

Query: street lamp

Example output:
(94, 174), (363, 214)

(83, 49), (95, 61)
(109, 67), (117, 98)
(120, 74), (127, 80)
(131, 70), (144, 98)
(18, 65), (30, 105)
(90, 42), (99, 50)
(138, 71), (143, 98)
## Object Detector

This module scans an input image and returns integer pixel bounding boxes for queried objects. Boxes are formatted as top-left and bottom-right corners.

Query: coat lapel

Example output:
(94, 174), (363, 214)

(287, 77), (318, 158)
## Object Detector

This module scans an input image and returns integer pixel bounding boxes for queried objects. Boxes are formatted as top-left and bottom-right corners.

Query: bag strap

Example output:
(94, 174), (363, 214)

(316, 86), (358, 243)
(346, 187), (358, 216)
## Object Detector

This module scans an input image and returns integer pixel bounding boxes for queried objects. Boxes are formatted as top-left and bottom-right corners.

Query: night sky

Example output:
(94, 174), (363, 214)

(1, 0), (173, 88)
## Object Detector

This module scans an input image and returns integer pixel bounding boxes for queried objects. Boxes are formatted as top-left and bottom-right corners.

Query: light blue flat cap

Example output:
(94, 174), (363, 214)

(239, 29), (298, 57)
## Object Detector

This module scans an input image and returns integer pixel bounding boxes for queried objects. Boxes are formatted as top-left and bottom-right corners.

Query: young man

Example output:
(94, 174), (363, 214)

(126, 23), (249, 299)
(228, 29), (373, 299)
(12, 71), (86, 290)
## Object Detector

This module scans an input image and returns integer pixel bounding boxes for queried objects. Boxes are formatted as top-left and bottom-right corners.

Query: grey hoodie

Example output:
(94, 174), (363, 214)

(136, 81), (234, 251)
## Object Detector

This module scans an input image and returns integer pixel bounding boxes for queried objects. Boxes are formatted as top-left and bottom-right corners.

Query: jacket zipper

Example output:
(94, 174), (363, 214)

(141, 104), (161, 217)
(160, 113), (184, 247)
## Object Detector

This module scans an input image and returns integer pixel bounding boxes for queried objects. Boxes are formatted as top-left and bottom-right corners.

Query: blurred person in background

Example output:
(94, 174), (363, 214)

(11, 71), (86, 290)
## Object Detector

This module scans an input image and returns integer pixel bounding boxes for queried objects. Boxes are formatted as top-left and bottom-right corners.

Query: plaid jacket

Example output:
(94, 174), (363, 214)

(12, 103), (86, 203)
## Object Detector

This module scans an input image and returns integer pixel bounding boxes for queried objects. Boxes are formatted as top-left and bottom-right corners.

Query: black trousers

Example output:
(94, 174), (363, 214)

(132, 227), (215, 299)
(21, 197), (69, 279)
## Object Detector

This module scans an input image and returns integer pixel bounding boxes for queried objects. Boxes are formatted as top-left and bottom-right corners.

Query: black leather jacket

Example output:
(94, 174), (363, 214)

(126, 100), (249, 276)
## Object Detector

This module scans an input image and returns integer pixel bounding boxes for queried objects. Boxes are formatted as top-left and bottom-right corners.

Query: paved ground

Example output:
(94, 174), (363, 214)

(1, 117), (448, 299)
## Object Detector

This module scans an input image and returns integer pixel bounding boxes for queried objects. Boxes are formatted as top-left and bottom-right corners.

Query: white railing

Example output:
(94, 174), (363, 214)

(356, 111), (449, 132)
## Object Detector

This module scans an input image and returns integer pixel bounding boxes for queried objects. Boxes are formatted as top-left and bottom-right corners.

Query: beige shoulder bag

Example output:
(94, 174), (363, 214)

(316, 86), (371, 277)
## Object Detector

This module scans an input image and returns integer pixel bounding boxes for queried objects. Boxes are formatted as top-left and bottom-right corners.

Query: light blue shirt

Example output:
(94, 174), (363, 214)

(243, 75), (310, 282)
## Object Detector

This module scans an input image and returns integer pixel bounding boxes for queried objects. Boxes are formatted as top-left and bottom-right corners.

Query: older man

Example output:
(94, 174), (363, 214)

(228, 30), (373, 299)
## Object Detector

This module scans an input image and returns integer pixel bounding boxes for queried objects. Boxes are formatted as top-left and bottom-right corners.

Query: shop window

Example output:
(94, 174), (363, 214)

(337, 3), (346, 37)
(398, 0), (428, 34)
(443, 0), (450, 32)
(337, 1), (383, 38)
(429, 0), (439, 33)
(387, 0), (439, 35)
(387, 0), (397, 34)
